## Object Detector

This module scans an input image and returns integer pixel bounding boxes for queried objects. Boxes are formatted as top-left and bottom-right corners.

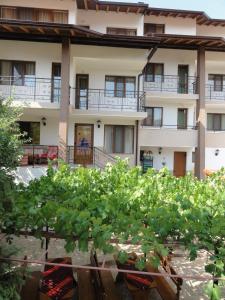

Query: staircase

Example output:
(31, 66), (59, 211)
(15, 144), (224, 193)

(93, 147), (116, 169)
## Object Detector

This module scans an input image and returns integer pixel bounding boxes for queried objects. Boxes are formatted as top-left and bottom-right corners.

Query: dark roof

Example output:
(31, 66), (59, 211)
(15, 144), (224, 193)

(1, 20), (225, 52)
(76, 0), (225, 26)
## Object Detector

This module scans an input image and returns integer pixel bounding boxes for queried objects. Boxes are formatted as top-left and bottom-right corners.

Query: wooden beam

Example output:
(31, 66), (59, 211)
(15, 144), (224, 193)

(1, 24), (13, 32)
(96, 3), (99, 11)
(184, 39), (196, 45)
(207, 40), (221, 47)
(70, 29), (75, 36)
(19, 26), (29, 33)
(136, 7), (141, 14)
(84, 0), (88, 10)
(126, 7), (130, 13)
(37, 27), (45, 34)
(196, 40), (208, 46)
(53, 28), (60, 35)
(116, 6), (120, 12)
(173, 38), (185, 45)
(106, 5), (109, 12)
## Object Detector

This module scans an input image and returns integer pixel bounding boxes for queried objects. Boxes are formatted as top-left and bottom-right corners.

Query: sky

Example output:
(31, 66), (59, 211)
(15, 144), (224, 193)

(113, 0), (225, 19)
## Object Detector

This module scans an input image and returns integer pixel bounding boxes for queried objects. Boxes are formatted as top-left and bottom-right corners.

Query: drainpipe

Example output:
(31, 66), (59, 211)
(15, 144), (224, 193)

(136, 46), (158, 166)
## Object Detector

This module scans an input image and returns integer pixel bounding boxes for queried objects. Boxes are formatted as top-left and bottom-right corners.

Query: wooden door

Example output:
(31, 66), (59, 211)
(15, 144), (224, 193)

(173, 152), (186, 177)
(178, 65), (189, 94)
(74, 124), (93, 165)
(75, 74), (89, 109)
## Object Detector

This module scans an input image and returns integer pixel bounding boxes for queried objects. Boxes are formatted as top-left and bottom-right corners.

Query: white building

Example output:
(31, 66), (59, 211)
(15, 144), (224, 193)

(1, 0), (225, 177)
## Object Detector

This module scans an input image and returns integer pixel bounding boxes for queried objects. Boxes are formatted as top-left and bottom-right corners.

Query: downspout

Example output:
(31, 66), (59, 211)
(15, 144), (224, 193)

(135, 46), (158, 166)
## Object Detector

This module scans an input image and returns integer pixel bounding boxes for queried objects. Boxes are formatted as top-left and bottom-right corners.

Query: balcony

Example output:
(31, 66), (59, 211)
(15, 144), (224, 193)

(139, 125), (198, 148)
(20, 145), (58, 166)
(72, 88), (145, 113)
(143, 75), (197, 96)
(206, 84), (225, 101)
(0, 76), (60, 103)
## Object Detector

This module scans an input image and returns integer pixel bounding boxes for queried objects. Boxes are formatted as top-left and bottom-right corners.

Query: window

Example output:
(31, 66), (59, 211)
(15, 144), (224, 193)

(142, 107), (163, 127)
(19, 122), (40, 144)
(104, 125), (134, 154)
(207, 113), (225, 131)
(144, 23), (165, 35)
(52, 63), (61, 102)
(105, 76), (135, 97)
(209, 74), (224, 92)
(0, 60), (35, 86)
(107, 27), (137, 36)
(0, 6), (68, 24)
(145, 63), (164, 82)
(177, 108), (188, 129)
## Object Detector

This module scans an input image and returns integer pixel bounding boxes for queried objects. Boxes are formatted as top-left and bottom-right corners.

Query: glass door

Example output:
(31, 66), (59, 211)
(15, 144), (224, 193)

(51, 63), (61, 103)
(177, 108), (188, 129)
(76, 74), (89, 109)
(178, 65), (189, 94)
(74, 124), (93, 165)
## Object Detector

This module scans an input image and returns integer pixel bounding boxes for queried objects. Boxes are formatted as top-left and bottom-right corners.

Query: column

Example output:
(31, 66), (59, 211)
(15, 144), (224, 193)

(58, 37), (70, 162)
(195, 47), (206, 179)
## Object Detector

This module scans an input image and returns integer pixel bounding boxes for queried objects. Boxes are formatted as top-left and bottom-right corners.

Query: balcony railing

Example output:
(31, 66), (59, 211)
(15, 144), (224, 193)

(67, 146), (116, 168)
(0, 76), (61, 103)
(72, 88), (145, 112)
(205, 84), (225, 101)
(20, 145), (58, 166)
(143, 75), (197, 95)
(140, 124), (197, 130)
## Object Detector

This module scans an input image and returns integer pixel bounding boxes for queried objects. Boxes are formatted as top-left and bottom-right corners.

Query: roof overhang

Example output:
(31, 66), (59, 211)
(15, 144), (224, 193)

(1, 20), (225, 52)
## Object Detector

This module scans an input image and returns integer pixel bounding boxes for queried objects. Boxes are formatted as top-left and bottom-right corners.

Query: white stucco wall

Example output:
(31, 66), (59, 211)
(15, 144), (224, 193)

(1, 0), (77, 24)
(197, 25), (225, 38)
(205, 148), (225, 170)
(144, 16), (197, 35)
(140, 147), (194, 172)
(77, 10), (144, 35)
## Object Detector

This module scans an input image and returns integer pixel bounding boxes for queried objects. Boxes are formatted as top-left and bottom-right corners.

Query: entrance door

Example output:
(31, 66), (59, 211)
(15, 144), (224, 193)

(74, 124), (93, 165)
(75, 74), (89, 109)
(173, 152), (186, 177)
(51, 63), (61, 103)
(178, 65), (189, 94)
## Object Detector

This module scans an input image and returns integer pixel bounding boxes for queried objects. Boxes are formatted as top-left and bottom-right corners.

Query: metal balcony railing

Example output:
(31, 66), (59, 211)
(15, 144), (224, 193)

(67, 146), (116, 168)
(143, 75), (197, 95)
(205, 84), (225, 101)
(20, 145), (58, 167)
(0, 76), (61, 103)
(140, 124), (197, 130)
(72, 88), (145, 112)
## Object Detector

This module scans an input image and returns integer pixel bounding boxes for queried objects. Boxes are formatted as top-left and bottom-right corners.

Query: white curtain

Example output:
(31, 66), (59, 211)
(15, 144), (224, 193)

(124, 126), (133, 154)
(104, 126), (113, 153)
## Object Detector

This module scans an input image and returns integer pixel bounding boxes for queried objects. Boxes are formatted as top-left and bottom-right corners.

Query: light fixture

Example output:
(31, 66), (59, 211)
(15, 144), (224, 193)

(158, 147), (162, 155)
(97, 120), (102, 128)
(215, 149), (219, 156)
(41, 117), (47, 126)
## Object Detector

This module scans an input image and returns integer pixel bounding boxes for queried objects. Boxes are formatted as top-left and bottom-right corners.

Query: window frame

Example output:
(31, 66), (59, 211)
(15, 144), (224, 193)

(0, 59), (36, 86)
(105, 75), (136, 98)
(142, 107), (163, 127)
(106, 27), (137, 36)
(0, 6), (68, 24)
(207, 113), (225, 131)
(144, 63), (164, 82)
(18, 121), (40, 144)
(104, 125), (134, 154)
(208, 74), (224, 92)
(144, 23), (165, 35)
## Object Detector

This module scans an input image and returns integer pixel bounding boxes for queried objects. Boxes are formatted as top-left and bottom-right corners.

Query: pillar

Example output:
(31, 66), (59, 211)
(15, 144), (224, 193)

(58, 37), (70, 162)
(195, 47), (206, 179)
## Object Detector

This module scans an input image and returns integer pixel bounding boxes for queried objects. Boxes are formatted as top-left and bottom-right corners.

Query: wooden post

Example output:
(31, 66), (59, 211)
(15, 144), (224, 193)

(195, 47), (206, 179)
(58, 37), (70, 162)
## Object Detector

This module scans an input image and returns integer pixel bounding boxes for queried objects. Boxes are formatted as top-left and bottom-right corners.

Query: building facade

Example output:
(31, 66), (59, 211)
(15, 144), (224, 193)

(1, 0), (225, 177)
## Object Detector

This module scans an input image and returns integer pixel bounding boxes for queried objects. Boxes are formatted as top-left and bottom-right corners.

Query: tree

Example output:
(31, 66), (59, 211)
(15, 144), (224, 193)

(0, 97), (25, 300)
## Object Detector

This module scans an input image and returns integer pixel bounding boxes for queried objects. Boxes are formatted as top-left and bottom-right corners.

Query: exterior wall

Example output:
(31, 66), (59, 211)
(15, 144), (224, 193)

(77, 10), (144, 35)
(140, 147), (194, 172)
(144, 15), (197, 35)
(197, 25), (225, 38)
(148, 49), (197, 76)
(206, 148), (225, 170)
(1, 0), (77, 24)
